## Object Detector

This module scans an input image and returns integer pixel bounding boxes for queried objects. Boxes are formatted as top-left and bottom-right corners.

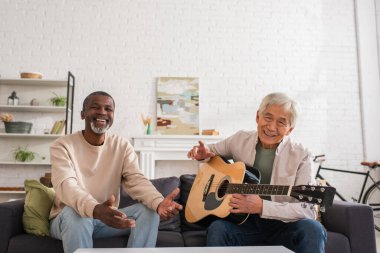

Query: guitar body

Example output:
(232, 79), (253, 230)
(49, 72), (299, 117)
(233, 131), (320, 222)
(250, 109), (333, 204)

(185, 156), (336, 225)
(185, 156), (246, 223)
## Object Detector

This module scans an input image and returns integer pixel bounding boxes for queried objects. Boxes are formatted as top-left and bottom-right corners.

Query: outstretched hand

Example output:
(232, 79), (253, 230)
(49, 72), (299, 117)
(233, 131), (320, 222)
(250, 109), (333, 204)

(361, 161), (380, 168)
(93, 195), (135, 229)
(157, 188), (183, 220)
(187, 140), (215, 161)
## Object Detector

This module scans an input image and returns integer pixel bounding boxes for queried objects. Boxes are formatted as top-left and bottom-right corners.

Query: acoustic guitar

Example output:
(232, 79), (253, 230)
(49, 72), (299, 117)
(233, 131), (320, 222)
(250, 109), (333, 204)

(185, 156), (336, 224)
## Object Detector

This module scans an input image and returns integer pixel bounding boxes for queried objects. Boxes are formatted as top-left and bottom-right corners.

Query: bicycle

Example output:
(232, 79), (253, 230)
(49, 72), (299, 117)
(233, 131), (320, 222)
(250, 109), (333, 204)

(313, 154), (380, 231)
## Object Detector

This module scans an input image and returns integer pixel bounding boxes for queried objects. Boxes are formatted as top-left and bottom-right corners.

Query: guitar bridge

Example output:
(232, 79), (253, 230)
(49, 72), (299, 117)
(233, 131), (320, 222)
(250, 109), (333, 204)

(203, 174), (214, 202)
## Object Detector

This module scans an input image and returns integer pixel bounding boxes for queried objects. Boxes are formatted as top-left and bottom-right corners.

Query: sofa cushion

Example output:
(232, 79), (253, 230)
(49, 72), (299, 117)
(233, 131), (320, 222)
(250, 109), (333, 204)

(325, 231), (350, 253)
(93, 236), (128, 248)
(182, 230), (207, 247)
(156, 231), (184, 247)
(119, 176), (181, 232)
(179, 174), (212, 231)
(22, 180), (55, 236)
(8, 234), (130, 253)
(8, 234), (64, 253)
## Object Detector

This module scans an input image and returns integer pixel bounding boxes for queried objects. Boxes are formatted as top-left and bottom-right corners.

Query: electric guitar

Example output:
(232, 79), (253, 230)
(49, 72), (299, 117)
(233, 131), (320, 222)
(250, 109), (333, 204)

(185, 156), (336, 224)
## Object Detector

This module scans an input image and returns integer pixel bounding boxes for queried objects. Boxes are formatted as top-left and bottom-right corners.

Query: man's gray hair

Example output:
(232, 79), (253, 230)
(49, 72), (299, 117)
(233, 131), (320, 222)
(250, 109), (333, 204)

(258, 92), (299, 128)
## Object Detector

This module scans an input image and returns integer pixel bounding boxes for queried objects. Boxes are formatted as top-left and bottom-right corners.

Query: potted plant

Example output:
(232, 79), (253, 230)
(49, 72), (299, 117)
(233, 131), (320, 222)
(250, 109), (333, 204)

(13, 146), (36, 162)
(0, 113), (14, 123)
(50, 92), (67, 107)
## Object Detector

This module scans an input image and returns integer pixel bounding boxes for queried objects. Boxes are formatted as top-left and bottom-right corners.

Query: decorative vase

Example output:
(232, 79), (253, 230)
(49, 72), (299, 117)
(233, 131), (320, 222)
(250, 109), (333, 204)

(146, 124), (151, 135)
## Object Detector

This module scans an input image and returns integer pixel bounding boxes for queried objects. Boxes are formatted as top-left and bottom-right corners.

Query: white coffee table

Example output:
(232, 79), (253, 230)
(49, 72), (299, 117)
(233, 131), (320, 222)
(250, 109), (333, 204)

(75, 246), (294, 253)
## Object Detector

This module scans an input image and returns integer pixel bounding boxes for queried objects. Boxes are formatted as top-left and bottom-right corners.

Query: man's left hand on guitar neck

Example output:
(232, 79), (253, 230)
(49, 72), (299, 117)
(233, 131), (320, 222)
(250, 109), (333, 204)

(229, 194), (263, 215)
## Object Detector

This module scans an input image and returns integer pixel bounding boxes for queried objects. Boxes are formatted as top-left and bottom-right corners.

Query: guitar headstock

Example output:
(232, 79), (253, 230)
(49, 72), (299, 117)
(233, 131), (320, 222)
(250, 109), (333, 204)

(290, 185), (336, 209)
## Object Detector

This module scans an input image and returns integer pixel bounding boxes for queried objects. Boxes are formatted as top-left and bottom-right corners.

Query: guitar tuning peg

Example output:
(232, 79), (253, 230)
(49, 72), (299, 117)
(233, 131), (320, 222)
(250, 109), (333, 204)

(301, 186), (306, 190)
(320, 206), (326, 212)
(311, 186), (315, 191)
(317, 198), (322, 203)
(308, 196), (312, 201)
(298, 195), (304, 199)
(320, 188), (325, 192)
(301, 203), (307, 208)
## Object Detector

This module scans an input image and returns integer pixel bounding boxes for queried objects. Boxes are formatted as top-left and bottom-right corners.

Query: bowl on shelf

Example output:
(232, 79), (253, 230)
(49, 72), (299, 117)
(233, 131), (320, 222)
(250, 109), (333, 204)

(4, 121), (33, 134)
(20, 72), (44, 79)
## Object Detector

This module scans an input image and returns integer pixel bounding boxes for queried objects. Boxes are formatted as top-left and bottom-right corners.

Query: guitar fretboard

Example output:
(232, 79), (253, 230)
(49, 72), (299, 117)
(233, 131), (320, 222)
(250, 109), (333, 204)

(226, 184), (291, 196)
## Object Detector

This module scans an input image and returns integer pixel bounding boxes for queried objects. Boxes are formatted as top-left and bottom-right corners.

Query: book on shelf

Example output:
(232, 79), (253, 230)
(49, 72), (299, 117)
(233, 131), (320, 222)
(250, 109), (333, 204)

(201, 129), (220, 136)
(50, 121), (60, 134)
(50, 120), (66, 135)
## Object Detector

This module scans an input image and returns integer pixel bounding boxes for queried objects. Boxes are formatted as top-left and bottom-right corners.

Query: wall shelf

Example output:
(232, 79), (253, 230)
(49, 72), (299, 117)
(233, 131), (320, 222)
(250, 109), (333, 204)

(0, 72), (75, 190)
(0, 79), (69, 87)
(0, 133), (63, 138)
(0, 161), (51, 165)
(0, 105), (69, 113)
(0, 191), (25, 194)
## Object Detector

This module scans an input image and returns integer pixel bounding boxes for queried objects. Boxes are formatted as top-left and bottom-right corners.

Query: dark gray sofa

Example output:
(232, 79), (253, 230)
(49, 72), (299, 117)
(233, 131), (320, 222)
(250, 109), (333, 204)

(0, 175), (377, 253)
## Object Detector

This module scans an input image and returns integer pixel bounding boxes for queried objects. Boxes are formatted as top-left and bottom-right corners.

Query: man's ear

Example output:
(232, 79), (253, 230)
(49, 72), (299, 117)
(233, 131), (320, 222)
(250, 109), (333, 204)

(285, 127), (294, 136)
(256, 111), (260, 124)
(80, 111), (84, 120)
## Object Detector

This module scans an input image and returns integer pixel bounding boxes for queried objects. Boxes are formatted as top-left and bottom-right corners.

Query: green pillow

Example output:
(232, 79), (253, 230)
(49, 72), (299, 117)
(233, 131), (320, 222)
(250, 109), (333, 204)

(22, 179), (55, 236)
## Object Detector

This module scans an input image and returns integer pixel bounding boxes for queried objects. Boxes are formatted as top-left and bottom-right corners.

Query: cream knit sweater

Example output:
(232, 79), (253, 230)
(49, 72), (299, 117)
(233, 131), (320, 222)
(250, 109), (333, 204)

(49, 131), (164, 219)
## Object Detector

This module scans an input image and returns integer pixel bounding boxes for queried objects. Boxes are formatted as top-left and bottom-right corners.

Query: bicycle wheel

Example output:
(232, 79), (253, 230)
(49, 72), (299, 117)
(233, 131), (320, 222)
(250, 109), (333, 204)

(362, 181), (380, 231)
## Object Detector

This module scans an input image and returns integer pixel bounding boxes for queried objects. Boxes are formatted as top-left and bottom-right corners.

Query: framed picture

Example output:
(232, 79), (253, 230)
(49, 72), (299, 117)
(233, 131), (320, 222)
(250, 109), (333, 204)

(156, 77), (199, 135)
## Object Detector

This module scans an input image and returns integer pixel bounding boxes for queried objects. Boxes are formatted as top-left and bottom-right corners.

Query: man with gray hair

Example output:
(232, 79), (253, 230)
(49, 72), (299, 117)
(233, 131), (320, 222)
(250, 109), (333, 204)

(187, 92), (326, 253)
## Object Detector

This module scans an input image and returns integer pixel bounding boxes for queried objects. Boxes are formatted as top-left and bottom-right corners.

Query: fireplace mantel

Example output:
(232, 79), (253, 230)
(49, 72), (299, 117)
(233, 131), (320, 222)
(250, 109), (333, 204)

(132, 135), (223, 178)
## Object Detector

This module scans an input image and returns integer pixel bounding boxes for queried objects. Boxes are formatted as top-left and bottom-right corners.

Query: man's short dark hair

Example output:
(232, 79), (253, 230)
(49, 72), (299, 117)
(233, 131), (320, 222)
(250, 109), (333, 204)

(82, 91), (115, 111)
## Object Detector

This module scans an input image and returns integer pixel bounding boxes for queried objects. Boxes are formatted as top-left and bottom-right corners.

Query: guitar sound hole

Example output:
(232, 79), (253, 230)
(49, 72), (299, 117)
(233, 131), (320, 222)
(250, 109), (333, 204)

(217, 180), (229, 198)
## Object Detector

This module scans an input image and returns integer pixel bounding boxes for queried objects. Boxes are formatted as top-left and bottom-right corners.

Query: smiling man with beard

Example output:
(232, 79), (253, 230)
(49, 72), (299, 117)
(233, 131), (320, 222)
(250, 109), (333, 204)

(187, 92), (326, 253)
(48, 91), (182, 253)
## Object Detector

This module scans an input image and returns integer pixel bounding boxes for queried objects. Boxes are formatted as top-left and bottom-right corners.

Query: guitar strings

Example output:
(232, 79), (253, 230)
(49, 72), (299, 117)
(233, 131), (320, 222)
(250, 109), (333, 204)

(204, 184), (290, 195)
(204, 183), (290, 189)
(204, 183), (290, 187)
(196, 182), (322, 203)
(204, 183), (318, 192)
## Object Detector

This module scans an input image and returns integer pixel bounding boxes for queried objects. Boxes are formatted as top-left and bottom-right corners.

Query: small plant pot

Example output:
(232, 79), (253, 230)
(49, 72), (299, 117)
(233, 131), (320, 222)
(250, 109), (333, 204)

(4, 121), (33, 134)
(13, 146), (36, 162)
(51, 99), (66, 107)
(50, 93), (67, 107)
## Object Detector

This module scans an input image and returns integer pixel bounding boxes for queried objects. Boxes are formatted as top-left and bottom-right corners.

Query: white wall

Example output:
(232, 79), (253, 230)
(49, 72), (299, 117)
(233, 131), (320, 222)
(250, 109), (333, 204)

(358, 0), (380, 162)
(0, 0), (375, 200)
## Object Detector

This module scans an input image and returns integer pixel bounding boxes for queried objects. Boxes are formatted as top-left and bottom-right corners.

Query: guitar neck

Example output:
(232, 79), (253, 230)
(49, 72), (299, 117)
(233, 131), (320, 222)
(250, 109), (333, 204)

(226, 183), (291, 196)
